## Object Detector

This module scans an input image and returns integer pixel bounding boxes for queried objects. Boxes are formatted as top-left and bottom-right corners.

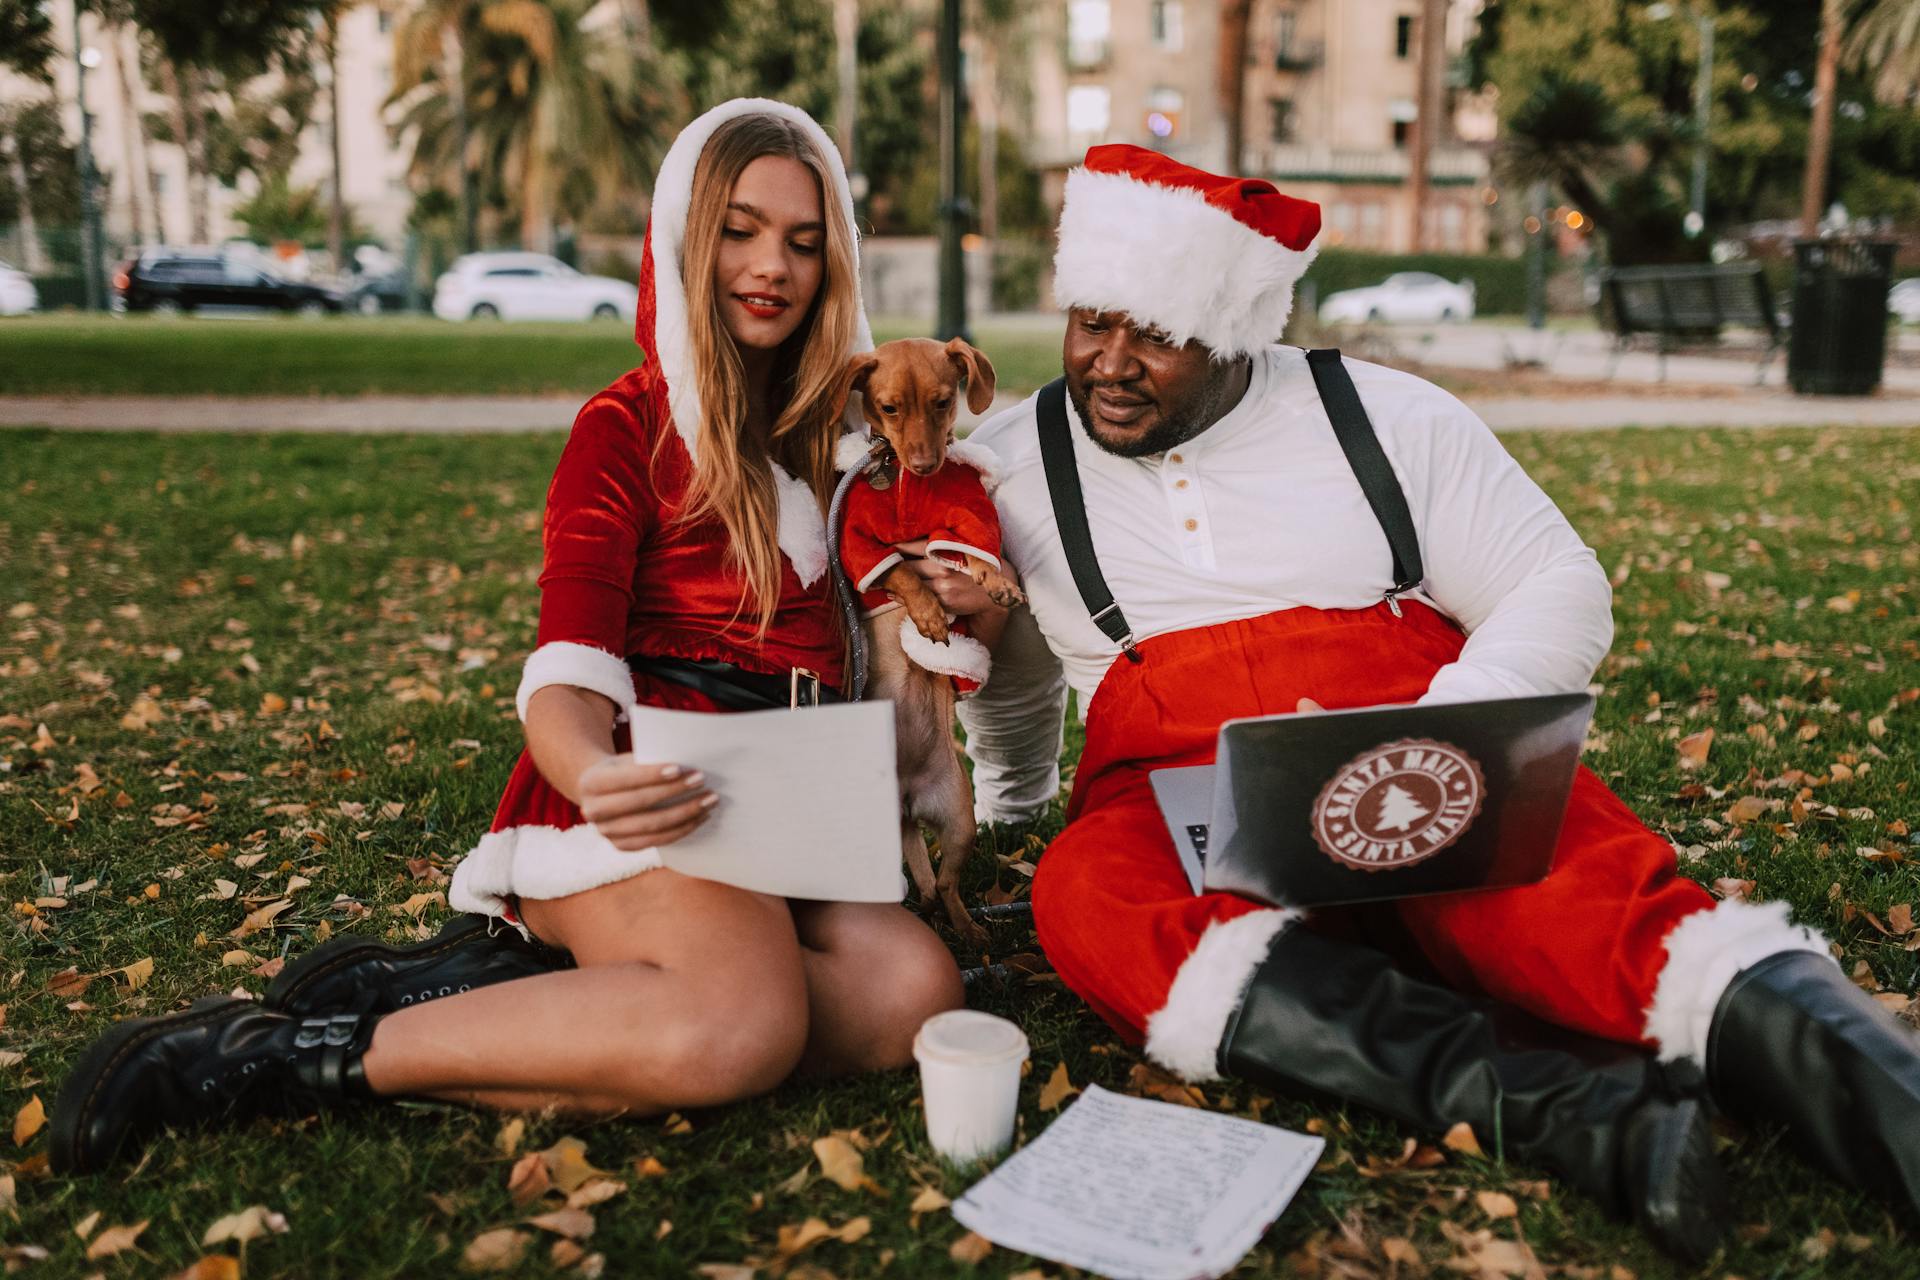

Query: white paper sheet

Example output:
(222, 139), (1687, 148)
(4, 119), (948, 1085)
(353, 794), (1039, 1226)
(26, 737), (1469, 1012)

(624, 701), (903, 902)
(951, 1085), (1323, 1280)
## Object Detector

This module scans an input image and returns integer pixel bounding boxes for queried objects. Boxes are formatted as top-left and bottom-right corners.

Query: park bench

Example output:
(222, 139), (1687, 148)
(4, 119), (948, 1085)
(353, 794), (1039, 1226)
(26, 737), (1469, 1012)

(1594, 263), (1786, 384)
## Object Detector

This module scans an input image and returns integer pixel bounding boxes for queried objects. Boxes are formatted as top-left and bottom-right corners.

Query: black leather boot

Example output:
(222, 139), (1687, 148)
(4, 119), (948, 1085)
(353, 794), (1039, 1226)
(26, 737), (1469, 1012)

(1706, 949), (1920, 1211)
(50, 998), (379, 1175)
(1219, 925), (1728, 1263)
(266, 912), (573, 1016)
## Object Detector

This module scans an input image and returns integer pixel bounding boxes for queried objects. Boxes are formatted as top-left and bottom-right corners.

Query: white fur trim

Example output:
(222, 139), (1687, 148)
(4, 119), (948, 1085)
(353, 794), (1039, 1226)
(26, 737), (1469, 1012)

(646, 98), (873, 583)
(1643, 897), (1831, 1065)
(1145, 909), (1297, 1082)
(1052, 166), (1318, 359)
(897, 615), (992, 683)
(448, 822), (664, 917)
(773, 462), (829, 588)
(944, 439), (1002, 493)
(515, 641), (636, 721)
(836, 431), (878, 472)
(856, 551), (905, 593)
(925, 539), (999, 569)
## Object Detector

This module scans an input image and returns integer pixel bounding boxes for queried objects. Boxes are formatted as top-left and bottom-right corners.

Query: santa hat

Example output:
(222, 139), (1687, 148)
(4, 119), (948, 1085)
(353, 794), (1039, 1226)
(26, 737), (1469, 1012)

(1052, 144), (1321, 359)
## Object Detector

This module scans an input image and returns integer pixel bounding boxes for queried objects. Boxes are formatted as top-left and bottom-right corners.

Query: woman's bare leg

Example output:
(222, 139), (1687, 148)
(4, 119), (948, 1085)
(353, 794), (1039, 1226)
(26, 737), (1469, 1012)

(790, 901), (965, 1077)
(353, 869), (811, 1115)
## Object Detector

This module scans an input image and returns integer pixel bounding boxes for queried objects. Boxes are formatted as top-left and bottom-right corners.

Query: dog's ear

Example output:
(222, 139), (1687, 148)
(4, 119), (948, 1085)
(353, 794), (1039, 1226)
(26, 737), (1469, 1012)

(829, 351), (881, 424)
(944, 338), (998, 414)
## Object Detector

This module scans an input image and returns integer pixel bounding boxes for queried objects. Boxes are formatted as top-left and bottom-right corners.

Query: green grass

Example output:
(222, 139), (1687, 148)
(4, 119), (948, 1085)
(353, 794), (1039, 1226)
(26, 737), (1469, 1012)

(2, 426), (1918, 1278)
(0, 315), (1066, 399)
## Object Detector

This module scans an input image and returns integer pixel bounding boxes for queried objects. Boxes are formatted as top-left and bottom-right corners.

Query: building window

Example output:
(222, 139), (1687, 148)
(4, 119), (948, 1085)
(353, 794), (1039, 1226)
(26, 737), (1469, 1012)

(1269, 97), (1294, 144)
(1150, 0), (1184, 51)
(1067, 85), (1111, 141)
(1146, 87), (1184, 142)
(1389, 98), (1417, 148)
(1392, 119), (1412, 147)
(1068, 0), (1111, 68)
(1275, 9), (1297, 60)
(1396, 14), (1414, 59)
(1360, 204), (1385, 245)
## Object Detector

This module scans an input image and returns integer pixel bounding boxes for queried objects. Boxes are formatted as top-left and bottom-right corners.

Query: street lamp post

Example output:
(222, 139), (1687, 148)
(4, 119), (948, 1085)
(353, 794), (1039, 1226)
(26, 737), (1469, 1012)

(73, 2), (106, 311)
(1647, 3), (1714, 239)
(935, 0), (970, 342)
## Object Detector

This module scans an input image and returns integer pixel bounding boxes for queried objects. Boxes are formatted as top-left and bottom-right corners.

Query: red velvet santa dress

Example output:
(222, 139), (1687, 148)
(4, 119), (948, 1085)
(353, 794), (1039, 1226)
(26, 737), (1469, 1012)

(448, 99), (875, 922)
(835, 435), (1005, 696)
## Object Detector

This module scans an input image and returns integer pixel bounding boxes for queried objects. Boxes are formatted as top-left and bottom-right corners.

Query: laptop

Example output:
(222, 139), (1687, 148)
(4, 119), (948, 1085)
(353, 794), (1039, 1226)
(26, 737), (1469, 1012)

(1148, 692), (1595, 909)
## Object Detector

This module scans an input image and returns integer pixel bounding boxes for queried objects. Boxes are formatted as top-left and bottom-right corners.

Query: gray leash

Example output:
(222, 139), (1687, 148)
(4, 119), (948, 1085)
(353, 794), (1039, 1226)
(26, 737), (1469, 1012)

(826, 443), (882, 701)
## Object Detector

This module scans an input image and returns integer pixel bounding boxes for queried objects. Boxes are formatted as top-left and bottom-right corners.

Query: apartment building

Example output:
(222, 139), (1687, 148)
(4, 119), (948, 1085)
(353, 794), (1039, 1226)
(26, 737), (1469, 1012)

(1025, 0), (1496, 254)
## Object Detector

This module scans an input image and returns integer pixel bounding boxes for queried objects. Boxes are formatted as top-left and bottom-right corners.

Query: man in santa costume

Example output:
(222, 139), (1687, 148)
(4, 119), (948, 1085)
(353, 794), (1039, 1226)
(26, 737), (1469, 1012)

(954, 144), (1920, 1258)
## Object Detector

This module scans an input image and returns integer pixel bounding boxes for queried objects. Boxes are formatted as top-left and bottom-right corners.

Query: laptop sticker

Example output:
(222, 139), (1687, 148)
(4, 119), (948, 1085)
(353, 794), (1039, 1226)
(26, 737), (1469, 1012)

(1311, 738), (1487, 872)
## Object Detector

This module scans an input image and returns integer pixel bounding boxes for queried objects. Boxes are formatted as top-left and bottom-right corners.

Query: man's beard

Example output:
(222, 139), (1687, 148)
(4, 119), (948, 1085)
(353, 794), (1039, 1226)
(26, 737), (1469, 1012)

(1068, 378), (1227, 459)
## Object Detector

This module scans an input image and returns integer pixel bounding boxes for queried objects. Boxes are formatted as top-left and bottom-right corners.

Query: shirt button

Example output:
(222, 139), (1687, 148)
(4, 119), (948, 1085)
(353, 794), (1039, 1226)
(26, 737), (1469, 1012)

(1170, 453), (1184, 463)
(1184, 518), (1198, 532)
(1174, 478), (1189, 490)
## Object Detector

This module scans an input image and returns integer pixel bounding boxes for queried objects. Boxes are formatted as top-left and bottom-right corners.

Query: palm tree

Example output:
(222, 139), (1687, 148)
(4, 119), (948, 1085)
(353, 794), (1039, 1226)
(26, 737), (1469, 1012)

(390, 0), (666, 252)
(1844, 0), (1920, 103)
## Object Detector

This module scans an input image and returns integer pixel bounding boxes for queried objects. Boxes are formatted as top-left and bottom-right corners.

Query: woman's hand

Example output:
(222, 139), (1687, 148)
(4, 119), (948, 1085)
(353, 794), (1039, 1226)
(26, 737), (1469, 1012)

(575, 756), (718, 851)
(892, 538), (1015, 620)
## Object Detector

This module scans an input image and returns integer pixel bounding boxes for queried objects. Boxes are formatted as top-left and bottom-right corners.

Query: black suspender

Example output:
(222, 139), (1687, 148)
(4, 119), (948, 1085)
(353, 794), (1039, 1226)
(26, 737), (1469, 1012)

(1304, 349), (1425, 614)
(1034, 349), (1425, 661)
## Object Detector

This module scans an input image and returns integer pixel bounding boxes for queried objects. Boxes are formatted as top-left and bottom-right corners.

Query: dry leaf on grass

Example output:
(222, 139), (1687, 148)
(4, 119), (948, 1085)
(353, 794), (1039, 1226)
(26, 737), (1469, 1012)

(1442, 1122), (1483, 1157)
(506, 1152), (551, 1207)
(85, 1220), (149, 1260)
(1475, 1190), (1519, 1219)
(462, 1227), (530, 1272)
(119, 957), (155, 991)
(75, 1210), (101, 1240)
(695, 1266), (757, 1280)
(633, 1155), (668, 1180)
(538, 1136), (610, 1194)
(565, 1179), (627, 1210)
(524, 1208), (595, 1240)
(228, 899), (292, 939)
(907, 1184), (950, 1229)
(949, 1230), (993, 1264)
(495, 1116), (524, 1157)
(202, 1204), (288, 1245)
(812, 1134), (883, 1194)
(171, 1257), (242, 1280)
(1675, 729), (1714, 771)
(773, 1216), (872, 1262)
(1038, 1062), (1079, 1111)
(13, 1094), (45, 1145)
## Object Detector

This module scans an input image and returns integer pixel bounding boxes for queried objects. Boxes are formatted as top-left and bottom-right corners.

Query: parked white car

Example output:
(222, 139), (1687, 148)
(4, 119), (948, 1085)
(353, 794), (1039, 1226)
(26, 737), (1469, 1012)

(0, 259), (38, 315)
(1890, 278), (1920, 325)
(432, 252), (637, 322)
(1319, 272), (1476, 325)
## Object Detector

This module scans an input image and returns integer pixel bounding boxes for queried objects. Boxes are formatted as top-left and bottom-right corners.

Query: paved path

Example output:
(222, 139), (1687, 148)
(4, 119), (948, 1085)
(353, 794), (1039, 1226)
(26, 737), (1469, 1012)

(5, 387), (1918, 433)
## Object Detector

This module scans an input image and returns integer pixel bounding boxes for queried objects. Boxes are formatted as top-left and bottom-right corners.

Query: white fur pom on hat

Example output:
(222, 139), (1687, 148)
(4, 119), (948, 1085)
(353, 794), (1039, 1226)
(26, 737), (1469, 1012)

(1052, 144), (1322, 359)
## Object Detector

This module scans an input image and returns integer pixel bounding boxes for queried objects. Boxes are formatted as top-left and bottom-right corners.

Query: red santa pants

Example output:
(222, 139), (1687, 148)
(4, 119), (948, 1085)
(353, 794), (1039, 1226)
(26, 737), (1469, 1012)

(1031, 601), (1716, 1054)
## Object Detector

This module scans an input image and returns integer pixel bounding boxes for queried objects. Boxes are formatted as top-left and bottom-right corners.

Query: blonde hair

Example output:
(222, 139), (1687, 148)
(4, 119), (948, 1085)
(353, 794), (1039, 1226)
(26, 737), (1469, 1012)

(674, 113), (859, 635)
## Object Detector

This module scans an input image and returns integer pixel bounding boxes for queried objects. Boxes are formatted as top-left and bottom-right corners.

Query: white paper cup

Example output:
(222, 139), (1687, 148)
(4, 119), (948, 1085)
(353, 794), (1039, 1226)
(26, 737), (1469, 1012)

(913, 1009), (1029, 1163)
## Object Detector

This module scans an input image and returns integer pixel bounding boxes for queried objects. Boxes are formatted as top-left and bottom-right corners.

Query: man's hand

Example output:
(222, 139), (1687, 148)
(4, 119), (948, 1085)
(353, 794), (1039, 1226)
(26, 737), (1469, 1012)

(1297, 698), (1326, 714)
(575, 756), (717, 851)
(892, 538), (1016, 619)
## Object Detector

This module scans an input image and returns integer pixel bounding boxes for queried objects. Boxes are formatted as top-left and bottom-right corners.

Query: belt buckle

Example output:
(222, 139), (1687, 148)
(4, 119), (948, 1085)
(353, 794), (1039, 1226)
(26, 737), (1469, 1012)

(790, 667), (821, 709)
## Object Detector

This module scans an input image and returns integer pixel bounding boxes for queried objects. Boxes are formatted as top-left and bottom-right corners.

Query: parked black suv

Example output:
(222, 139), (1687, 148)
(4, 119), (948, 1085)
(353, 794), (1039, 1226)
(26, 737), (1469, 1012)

(113, 251), (344, 314)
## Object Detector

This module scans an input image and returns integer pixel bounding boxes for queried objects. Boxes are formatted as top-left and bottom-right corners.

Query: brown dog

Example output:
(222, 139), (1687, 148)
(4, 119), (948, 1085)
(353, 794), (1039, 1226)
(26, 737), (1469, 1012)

(834, 338), (1023, 947)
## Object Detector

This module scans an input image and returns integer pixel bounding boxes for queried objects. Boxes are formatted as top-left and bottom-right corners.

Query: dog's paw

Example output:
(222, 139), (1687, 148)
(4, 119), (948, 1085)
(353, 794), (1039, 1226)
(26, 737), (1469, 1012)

(984, 578), (1026, 608)
(907, 602), (951, 644)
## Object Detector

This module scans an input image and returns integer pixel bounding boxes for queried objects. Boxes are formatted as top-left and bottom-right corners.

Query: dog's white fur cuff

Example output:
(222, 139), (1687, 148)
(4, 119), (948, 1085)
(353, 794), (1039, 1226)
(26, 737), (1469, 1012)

(897, 616), (993, 684)
(925, 540), (1000, 569)
(1145, 908), (1298, 1082)
(856, 552), (905, 593)
(516, 641), (636, 722)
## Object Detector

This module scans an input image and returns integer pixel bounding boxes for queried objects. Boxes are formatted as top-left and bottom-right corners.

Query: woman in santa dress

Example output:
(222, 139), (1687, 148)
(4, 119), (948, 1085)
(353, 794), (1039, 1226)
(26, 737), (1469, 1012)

(50, 100), (968, 1174)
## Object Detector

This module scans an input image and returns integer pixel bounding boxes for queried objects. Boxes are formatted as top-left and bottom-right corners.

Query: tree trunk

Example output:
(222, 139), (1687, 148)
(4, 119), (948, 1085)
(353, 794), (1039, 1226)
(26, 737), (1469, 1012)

(106, 27), (150, 246)
(520, 104), (550, 252)
(326, 14), (346, 271)
(1801, 0), (1843, 237)
(1218, 0), (1252, 174)
(1407, 0), (1448, 252)
(976, 34), (998, 241)
(4, 124), (47, 273)
(159, 58), (210, 242)
(442, 23), (476, 253)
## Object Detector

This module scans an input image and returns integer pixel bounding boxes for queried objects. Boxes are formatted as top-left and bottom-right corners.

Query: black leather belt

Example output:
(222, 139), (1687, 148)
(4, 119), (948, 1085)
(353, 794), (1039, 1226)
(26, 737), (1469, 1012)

(626, 655), (844, 710)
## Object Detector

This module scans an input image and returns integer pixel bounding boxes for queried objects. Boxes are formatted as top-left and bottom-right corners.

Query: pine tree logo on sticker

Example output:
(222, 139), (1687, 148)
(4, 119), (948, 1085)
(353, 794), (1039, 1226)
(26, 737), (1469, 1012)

(1311, 738), (1486, 871)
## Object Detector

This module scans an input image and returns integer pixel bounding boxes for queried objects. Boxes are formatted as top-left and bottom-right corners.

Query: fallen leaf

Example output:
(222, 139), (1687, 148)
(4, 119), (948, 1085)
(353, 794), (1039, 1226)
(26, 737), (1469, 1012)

(1037, 1061), (1079, 1111)
(524, 1207), (595, 1240)
(1382, 1237), (1422, 1264)
(1890, 904), (1914, 935)
(773, 1216), (871, 1261)
(85, 1219), (149, 1260)
(1675, 728), (1714, 771)
(13, 1094), (45, 1145)
(462, 1228), (530, 1272)
(390, 891), (447, 919)
(566, 1178), (627, 1211)
(496, 1116), (524, 1157)
(1442, 1121), (1483, 1156)
(1725, 795), (1770, 824)
(949, 1230), (993, 1264)
(46, 967), (93, 998)
(633, 1155), (668, 1180)
(1476, 1190), (1519, 1219)
(259, 692), (289, 715)
(202, 1204), (289, 1245)
(694, 1267), (756, 1280)
(171, 1256), (242, 1280)
(119, 957), (155, 991)
(539, 1136), (609, 1194)
(228, 899), (293, 939)
(507, 1152), (551, 1207)
(75, 1209), (102, 1239)
(812, 1134), (883, 1194)
(909, 1186), (950, 1214)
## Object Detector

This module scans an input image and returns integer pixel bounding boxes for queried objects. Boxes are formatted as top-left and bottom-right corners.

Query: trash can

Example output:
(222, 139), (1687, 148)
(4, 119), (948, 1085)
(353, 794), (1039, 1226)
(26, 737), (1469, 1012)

(1789, 240), (1895, 395)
